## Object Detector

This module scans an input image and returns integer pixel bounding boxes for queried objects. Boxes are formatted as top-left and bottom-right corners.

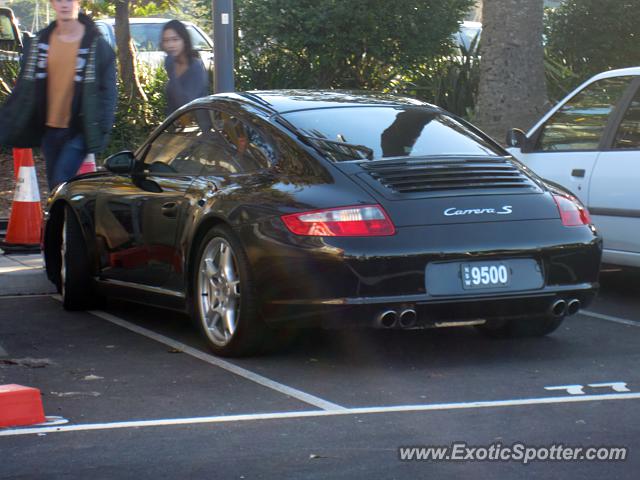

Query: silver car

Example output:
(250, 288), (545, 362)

(95, 17), (214, 73)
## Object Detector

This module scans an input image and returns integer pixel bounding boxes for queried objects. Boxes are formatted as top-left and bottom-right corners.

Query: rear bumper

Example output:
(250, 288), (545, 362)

(240, 218), (601, 327)
(264, 282), (598, 328)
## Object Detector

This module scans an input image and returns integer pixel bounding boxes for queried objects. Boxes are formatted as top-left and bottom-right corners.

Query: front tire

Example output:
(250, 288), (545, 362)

(477, 314), (565, 338)
(60, 206), (98, 310)
(192, 225), (267, 357)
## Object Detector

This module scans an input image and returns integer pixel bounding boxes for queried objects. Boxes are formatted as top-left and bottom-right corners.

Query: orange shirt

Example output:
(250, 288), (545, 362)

(46, 31), (81, 128)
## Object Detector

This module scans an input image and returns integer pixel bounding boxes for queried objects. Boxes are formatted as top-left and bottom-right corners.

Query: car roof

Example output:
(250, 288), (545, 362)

(588, 66), (640, 81)
(95, 17), (197, 27)
(204, 90), (433, 115)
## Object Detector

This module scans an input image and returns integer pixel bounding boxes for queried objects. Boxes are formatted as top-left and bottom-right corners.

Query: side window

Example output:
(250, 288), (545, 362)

(212, 111), (276, 172)
(0, 14), (16, 41)
(0, 11), (19, 52)
(187, 27), (211, 51)
(537, 77), (632, 151)
(143, 109), (213, 175)
(614, 87), (640, 150)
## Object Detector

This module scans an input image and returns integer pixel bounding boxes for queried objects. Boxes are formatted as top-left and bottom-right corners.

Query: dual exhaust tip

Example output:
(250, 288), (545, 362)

(376, 308), (417, 329)
(551, 298), (581, 317)
(377, 298), (581, 328)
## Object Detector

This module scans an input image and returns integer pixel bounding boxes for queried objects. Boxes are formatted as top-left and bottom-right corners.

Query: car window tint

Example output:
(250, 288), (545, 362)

(211, 111), (274, 171)
(190, 110), (240, 176)
(614, 87), (640, 150)
(143, 110), (213, 175)
(537, 77), (632, 151)
(282, 106), (502, 161)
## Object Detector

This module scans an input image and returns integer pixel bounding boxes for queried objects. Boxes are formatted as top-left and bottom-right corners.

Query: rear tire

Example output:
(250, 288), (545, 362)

(477, 315), (565, 338)
(192, 225), (269, 357)
(60, 206), (99, 310)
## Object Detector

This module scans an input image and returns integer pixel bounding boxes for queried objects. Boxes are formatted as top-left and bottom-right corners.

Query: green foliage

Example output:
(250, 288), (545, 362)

(393, 37), (480, 118)
(236, 0), (474, 91)
(84, 0), (174, 19)
(546, 0), (640, 79)
(543, 48), (580, 103)
(106, 63), (167, 155)
(0, 60), (20, 103)
(172, 0), (211, 34)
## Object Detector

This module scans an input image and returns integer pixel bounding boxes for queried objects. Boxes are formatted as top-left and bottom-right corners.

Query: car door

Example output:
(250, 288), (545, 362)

(508, 76), (634, 205)
(589, 79), (640, 264)
(95, 109), (210, 288)
(163, 107), (276, 292)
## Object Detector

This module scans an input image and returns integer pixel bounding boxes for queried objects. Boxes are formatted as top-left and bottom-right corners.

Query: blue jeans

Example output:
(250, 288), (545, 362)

(41, 128), (88, 190)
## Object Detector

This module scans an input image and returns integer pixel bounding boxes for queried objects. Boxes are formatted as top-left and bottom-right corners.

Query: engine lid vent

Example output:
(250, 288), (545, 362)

(360, 156), (541, 197)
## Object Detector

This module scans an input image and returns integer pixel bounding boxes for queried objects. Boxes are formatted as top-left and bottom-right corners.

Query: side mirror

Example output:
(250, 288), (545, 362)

(104, 151), (135, 174)
(505, 128), (527, 149)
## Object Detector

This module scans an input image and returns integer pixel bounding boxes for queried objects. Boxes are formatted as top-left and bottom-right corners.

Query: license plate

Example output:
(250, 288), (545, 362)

(461, 262), (510, 289)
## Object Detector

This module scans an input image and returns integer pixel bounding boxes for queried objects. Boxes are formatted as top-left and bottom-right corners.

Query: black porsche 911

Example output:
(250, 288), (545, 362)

(43, 91), (602, 356)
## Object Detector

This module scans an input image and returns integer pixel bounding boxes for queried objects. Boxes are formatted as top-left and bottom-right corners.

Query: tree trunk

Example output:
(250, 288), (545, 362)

(476, 0), (548, 143)
(114, 0), (147, 104)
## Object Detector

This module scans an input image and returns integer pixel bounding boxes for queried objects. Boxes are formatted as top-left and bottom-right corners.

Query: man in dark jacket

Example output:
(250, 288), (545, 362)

(0, 0), (117, 190)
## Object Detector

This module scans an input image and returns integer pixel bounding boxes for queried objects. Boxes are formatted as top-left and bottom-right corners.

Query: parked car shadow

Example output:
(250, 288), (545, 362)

(599, 267), (640, 296)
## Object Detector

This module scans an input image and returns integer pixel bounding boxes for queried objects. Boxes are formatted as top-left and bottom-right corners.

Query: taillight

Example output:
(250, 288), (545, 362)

(281, 205), (396, 236)
(552, 194), (592, 226)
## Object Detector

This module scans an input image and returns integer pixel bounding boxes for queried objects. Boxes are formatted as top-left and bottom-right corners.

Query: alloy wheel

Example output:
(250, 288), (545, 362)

(197, 238), (241, 346)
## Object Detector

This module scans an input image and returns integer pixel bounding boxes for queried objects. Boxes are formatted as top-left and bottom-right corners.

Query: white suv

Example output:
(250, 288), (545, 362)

(95, 18), (214, 73)
(507, 67), (640, 268)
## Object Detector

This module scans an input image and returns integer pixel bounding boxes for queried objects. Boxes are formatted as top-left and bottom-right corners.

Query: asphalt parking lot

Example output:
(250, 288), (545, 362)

(1, 268), (639, 479)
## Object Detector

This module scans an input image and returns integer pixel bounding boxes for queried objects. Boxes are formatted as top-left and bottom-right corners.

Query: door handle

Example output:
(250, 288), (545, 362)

(161, 202), (178, 218)
(571, 169), (586, 178)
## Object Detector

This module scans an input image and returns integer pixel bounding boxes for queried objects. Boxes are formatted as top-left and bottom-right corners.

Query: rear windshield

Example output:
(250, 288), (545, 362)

(281, 106), (502, 161)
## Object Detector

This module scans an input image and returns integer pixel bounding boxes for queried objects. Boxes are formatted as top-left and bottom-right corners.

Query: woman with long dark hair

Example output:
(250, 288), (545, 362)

(161, 19), (208, 114)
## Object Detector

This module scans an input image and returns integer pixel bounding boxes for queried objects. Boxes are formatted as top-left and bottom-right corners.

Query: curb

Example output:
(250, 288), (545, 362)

(0, 268), (57, 296)
(0, 246), (57, 296)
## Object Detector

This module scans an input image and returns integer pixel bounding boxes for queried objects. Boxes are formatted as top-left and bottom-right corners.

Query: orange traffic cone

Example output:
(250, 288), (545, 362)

(77, 153), (97, 175)
(1, 149), (42, 252)
(12, 148), (27, 180)
(0, 384), (46, 428)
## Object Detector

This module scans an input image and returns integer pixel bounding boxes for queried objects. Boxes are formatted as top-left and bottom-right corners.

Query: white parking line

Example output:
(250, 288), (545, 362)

(86, 309), (347, 412)
(2, 392), (640, 437)
(0, 294), (58, 300)
(581, 310), (639, 327)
